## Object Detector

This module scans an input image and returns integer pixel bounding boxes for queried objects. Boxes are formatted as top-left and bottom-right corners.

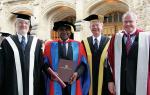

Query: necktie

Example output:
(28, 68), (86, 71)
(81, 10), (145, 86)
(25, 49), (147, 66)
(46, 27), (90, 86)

(66, 43), (73, 60)
(62, 43), (66, 57)
(126, 34), (131, 54)
(124, 31), (138, 54)
(94, 38), (98, 51)
(21, 36), (26, 51)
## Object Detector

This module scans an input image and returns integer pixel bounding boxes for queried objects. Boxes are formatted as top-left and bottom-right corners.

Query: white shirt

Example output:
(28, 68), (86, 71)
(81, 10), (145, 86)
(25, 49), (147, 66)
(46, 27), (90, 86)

(65, 43), (68, 55)
(17, 33), (28, 44)
(92, 35), (101, 48)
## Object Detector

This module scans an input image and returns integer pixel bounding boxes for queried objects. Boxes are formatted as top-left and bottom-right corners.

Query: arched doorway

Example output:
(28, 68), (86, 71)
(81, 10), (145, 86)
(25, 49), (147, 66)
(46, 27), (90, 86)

(39, 1), (76, 41)
(51, 15), (76, 40)
(87, 0), (129, 37)
(44, 5), (76, 40)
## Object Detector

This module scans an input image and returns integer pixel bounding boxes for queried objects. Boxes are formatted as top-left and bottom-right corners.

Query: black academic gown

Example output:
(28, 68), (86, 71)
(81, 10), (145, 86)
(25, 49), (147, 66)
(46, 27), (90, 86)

(120, 34), (139, 95)
(0, 44), (4, 94)
(85, 36), (110, 95)
(1, 35), (45, 95)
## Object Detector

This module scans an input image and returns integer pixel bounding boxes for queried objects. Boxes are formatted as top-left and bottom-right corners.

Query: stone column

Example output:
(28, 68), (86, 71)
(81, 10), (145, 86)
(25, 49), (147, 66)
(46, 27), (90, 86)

(128, 0), (145, 29)
(31, 0), (39, 35)
(37, 0), (51, 41)
(131, 0), (150, 31)
(144, 2), (150, 31)
(0, 1), (6, 32)
(74, 0), (84, 41)
(0, 1), (3, 31)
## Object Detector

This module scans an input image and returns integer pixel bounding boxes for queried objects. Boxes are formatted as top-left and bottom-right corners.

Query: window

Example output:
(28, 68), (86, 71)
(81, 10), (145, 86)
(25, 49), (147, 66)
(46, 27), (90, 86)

(104, 12), (123, 23)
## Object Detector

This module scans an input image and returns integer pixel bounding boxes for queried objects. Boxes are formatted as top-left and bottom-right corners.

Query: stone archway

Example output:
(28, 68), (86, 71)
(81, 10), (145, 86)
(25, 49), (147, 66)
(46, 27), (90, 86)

(39, 2), (76, 40)
(47, 6), (76, 40)
(85, 0), (129, 36)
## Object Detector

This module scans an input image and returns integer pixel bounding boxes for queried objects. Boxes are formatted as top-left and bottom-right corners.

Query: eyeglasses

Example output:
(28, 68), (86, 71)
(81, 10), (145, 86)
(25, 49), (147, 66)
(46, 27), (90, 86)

(16, 18), (30, 25)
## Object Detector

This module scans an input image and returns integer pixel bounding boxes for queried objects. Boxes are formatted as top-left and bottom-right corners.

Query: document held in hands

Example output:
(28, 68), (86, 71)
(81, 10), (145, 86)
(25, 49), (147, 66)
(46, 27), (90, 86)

(57, 59), (76, 83)
(47, 67), (66, 88)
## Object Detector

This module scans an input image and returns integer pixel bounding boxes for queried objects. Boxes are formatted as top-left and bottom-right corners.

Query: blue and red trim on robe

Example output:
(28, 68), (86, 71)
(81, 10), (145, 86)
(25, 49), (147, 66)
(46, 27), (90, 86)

(44, 39), (90, 95)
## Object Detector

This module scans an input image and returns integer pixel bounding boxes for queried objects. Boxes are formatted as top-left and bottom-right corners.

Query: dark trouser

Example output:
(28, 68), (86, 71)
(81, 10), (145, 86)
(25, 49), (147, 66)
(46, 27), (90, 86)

(62, 83), (71, 95)
(121, 86), (135, 95)
(124, 91), (135, 95)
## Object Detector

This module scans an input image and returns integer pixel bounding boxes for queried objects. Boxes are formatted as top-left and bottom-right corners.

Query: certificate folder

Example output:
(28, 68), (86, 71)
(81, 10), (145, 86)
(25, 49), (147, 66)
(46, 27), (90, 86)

(57, 59), (76, 83)
(46, 67), (66, 88)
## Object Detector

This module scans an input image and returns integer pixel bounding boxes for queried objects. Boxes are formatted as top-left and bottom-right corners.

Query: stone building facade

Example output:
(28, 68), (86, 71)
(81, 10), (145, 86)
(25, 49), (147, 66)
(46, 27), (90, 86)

(0, 0), (150, 41)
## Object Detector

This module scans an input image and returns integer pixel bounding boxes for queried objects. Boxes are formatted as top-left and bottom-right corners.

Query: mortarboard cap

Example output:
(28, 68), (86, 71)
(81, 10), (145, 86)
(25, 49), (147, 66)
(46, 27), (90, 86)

(12, 10), (33, 20)
(0, 32), (11, 37)
(53, 21), (75, 32)
(84, 14), (104, 22)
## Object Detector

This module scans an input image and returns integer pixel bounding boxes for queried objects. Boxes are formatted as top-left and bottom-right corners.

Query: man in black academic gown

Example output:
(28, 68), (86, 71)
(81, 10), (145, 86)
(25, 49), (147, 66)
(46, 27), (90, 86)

(0, 32), (11, 94)
(1, 10), (45, 95)
(82, 14), (113, 95)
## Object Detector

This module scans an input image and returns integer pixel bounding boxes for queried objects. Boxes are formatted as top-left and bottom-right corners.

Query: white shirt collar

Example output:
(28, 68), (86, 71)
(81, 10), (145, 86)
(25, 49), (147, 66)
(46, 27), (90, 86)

(17, 33), (28, 43)
(124, 28), (136, 35)
(92, 35), (101, 47)
(92, 35), (101, 43)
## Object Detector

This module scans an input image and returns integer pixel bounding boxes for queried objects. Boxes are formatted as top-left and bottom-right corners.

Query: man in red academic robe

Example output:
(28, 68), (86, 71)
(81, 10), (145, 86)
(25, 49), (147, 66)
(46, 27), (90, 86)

(107, 11), (150, 95)
(43, 21), (90, 95)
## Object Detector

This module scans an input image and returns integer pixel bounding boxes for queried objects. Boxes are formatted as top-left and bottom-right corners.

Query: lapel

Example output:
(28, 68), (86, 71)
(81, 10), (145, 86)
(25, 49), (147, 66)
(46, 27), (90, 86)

(11, 35), (33, 54)
(98, 36), (109, 55)
(25, 35), (33, 52)
(58, 42), (62, 59)
(11, 35), (22, 51)
(128, 34), (139, 55)
(87, 36), (94, 53)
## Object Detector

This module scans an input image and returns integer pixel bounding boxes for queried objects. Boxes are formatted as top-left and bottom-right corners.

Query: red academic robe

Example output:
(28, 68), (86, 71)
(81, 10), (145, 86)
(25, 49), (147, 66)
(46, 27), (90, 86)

(43, 39), (90, 95)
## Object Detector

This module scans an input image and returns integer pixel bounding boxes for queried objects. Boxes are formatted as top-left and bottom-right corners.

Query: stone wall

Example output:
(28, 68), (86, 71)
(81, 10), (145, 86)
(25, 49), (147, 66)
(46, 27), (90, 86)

(1, 0), (150, 40)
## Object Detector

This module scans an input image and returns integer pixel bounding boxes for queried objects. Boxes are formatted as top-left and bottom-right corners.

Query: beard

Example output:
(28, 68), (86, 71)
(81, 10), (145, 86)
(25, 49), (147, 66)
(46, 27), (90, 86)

(16, 28), (28, 35)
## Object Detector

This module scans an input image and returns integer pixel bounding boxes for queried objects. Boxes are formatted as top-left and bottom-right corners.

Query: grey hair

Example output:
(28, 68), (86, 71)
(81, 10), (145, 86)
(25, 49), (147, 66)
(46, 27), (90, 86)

(122, 11), (138, 21)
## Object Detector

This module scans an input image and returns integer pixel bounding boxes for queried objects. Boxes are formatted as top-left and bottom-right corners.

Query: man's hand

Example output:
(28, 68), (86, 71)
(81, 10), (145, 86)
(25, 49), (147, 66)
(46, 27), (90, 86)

(108, 82), (115, 94)
(69, 72), (78, 84)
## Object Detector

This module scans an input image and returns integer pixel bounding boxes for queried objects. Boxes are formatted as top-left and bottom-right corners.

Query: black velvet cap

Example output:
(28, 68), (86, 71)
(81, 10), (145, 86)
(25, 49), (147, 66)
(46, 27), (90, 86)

(53, 21), (75, 32)
(84, 14), (104, 22)
(0, 32), (11, 37)
(12, 10), (33, 20)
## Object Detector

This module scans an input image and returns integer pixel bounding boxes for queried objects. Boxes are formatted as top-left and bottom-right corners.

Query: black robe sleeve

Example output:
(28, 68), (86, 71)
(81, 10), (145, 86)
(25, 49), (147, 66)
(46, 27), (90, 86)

(0, 39), (10, 95)
(104, 58), (114, 82)
(0, 47), (4, 94)
(34, 40), (46, 95)
(75, 62), (86, 79)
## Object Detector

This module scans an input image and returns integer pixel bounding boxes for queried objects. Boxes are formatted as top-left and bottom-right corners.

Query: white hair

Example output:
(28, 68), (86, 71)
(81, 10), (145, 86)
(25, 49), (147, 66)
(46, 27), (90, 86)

(122, 11), (138, 21)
